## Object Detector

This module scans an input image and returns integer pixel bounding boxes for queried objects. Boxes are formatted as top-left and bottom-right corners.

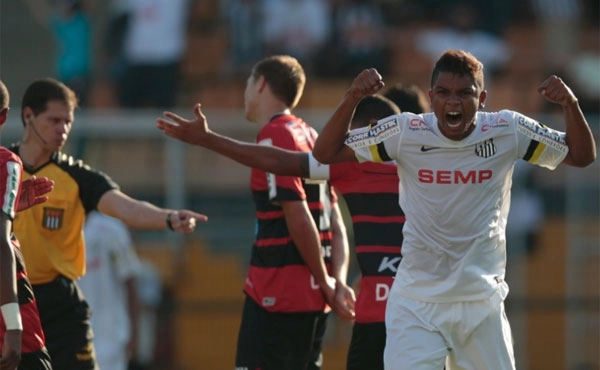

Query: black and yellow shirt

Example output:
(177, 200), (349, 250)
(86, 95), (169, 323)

(10, 146), (118, 284)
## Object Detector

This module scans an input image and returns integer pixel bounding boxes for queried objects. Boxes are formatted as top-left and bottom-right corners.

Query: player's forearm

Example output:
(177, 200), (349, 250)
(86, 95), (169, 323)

(291, 226), (330, 284)
(0, 238), (18, 306)
(563, 101), (596, 167)
(313, 92), (360, 163)
(283, 205), (330, 285)
(206, 131), (307, 176)
(329, 203), (349, 284)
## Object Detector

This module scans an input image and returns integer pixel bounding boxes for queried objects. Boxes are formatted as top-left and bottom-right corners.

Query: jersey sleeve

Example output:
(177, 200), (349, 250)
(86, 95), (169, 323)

(345, 114), (403, 163)
(511, 110), (568, 170)
(257, 123), (307, 202)
(307, 152), (330, 182)
(0, 153), (22, 220)
(67, 159), (120, 213)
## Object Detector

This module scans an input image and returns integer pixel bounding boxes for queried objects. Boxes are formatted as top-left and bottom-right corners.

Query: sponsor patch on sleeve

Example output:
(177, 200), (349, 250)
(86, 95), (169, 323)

(345, 116), (401, 149)
(517, 116), (568, 153)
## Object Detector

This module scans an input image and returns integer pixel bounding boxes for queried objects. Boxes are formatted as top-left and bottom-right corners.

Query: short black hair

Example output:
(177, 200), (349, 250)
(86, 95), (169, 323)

(21, 78), (78, 126)
(352, 94), (400, 129)
(384, 83), (428, 114)
(431, 50), (484, 89)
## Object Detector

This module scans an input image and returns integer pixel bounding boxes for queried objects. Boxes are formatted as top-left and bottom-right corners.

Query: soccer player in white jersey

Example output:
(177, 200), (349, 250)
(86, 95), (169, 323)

(78, 211), (141, 370)
(312, 49), (596, 370)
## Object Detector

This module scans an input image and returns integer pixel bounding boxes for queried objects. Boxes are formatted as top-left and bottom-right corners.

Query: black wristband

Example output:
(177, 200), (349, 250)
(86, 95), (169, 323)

(166, 212), (175, 231)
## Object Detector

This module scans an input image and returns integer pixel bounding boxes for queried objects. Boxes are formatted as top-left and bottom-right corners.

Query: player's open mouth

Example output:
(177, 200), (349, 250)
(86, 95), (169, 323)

(445, 112), (462, 127)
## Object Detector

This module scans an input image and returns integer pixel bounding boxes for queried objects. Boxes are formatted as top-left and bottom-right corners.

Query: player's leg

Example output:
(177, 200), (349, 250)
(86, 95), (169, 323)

(446, 301), (515, 370)
(32, 276), (98, 370)
(307, 312), (329, 370)
(261, 311), (326, 370)
(384, 295), (448, 370)
(234, 296), (264, 370)
(346, 322), (386, 370)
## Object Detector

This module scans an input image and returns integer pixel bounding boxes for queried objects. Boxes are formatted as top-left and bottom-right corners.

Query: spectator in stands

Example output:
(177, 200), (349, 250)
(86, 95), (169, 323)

(414, 0), (511, 79)
(22, 0), (93, 107)
(117, 0), (191, 109)
(325, 0), (388, 78)
(220, 0), (265, 78)
(261, 0), (331, 75)
(529, 0), (582, 75)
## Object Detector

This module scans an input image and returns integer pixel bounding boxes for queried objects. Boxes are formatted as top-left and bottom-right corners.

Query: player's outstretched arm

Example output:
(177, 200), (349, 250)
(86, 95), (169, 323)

(157, 104), (309, 176)
(313, 69), (385, 164)
(97, 189), (208, 234)
(537, 75), (596, 167)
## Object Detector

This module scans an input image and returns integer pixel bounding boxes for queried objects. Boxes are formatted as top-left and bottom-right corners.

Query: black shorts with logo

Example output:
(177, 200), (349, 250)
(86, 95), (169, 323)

(235, 295), (328, 370)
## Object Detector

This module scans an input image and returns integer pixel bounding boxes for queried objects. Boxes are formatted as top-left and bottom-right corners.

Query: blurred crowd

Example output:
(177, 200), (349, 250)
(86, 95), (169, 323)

(24, 0), (599, 113)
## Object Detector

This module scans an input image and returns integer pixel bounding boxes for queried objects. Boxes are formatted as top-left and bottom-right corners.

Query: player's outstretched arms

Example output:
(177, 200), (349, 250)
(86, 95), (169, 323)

(313, 69), (385, 164)
(17, 176), (54, 212)
(538, 75), (596, 167)
(157, 103), (212, 146)
(157, 104), (309, 176)
(97, 189), (208, 234)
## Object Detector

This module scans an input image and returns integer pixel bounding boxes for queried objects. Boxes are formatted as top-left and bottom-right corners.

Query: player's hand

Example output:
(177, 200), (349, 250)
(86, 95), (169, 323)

(157, 104), (211, 146)
(168, 210), (208, 234)
(349, 68), (385, 99)
(17, 176), (54, 212)
(319, 275), (337, 308)
(0, 330), (21, 370)
(333, 281), (356, 320)
(538, 75), (578, 107)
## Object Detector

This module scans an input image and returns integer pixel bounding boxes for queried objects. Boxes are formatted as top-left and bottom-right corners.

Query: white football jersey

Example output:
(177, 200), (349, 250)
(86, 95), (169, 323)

(79, 211), (142, 369)
(345, 110), (568, 302)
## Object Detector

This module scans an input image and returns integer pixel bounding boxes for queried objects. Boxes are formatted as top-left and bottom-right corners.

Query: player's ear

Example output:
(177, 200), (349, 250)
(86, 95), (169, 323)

(478, 90), (488, 109)
(0, 107), (8, 125)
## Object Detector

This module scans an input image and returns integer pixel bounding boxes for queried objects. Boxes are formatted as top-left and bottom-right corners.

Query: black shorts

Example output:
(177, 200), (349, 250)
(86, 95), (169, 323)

(235, 295), (328, 370)
(32, 276), (97, 370)
(19, 348), (53, 370)
(346, 321), (386, 370)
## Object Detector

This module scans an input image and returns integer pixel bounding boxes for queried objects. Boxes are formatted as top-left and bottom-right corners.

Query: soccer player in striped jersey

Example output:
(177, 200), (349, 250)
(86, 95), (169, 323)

(166, 55), (354, 370)
(157, 91), (429, 369)
(312, 50), (596, 370)
(0, 80), (54, 370)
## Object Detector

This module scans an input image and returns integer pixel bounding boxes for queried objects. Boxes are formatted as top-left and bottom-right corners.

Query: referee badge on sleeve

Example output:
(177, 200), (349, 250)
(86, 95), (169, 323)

(42, 207), (64, 230)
